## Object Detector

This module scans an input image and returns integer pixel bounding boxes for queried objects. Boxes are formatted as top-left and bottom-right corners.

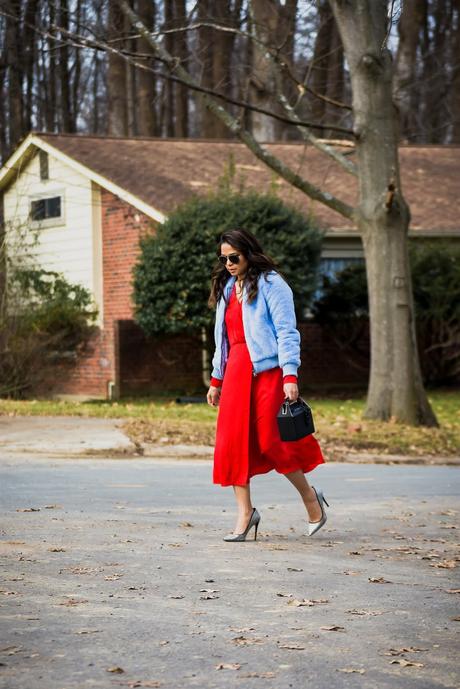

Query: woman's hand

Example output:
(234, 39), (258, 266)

(207, 385), (221, 407)
(283, 382), (299, 402)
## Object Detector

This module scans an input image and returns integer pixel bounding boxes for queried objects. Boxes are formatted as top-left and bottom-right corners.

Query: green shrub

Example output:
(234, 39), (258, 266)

(312, 240), (460, 385)
(133, 190), (324, 336)
(0, 267), (98, 398)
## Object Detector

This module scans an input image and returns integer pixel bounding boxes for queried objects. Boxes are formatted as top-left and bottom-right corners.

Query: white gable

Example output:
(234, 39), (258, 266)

(3, 148), (103, 323)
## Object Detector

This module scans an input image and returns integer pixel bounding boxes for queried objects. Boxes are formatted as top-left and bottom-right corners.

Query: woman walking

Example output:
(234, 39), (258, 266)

(207, 228), (328, 542)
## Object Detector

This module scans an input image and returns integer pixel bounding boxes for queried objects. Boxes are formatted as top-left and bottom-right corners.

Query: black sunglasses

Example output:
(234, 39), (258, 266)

(218, 253), (241, 266)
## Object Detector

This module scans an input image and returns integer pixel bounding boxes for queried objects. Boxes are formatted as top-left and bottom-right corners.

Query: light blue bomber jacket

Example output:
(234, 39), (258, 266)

(211, 270), (301, 381)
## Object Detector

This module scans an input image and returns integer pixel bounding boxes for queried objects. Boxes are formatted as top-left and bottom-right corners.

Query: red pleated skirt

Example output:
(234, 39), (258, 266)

(213, 286), (325, 486)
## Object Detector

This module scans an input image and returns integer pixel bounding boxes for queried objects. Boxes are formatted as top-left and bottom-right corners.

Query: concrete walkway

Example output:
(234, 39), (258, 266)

(0, 415), (458, 465)
(0, 455), (459, 689)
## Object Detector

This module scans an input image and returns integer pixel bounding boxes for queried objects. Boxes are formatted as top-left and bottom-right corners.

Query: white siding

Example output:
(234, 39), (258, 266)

(4, 151), (103, 322)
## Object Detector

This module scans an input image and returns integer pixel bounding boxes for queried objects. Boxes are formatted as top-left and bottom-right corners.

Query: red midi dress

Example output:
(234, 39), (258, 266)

(213, 285), (325, 486)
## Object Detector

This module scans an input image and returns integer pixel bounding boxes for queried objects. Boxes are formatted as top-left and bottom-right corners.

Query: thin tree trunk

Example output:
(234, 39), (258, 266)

(164, 0), (175, 136)
(450, 0), (460, 142)
(136, 0), (157, 136)
(72, 0), (82, 130)
(22, 0), (38, 132)
(198, 0), (216, 137)
(330, 0), (437, 425)
(46, 0), (57, 131)
(107, 0), (128, 135)
(174, 0), (188, 137)
(5, 0), (23, 149)
(393, 0), (425, 141)
(59, 0), (73, 131)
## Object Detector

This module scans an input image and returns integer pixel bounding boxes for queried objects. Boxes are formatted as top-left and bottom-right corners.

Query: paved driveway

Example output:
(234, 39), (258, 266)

(0, 456), (459, 689)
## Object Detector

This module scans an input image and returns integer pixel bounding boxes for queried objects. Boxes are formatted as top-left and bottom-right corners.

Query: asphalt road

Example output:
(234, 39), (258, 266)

(0, 455), (459, 689)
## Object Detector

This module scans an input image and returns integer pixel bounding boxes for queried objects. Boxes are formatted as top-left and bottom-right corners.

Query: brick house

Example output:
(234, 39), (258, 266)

(1, 132), (459, 399)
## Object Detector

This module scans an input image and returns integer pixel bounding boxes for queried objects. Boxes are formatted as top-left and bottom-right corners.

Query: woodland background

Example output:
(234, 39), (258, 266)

(1, 0), (460, 164)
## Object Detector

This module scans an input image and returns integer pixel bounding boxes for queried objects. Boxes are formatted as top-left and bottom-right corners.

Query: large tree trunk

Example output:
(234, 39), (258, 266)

(330, 0), (437, 425)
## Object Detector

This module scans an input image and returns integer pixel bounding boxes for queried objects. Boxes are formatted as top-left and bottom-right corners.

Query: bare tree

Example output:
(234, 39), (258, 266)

(119, 0), (437, 426)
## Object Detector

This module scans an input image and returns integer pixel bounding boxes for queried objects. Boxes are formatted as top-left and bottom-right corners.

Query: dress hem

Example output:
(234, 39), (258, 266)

(213, 452), (326, 487)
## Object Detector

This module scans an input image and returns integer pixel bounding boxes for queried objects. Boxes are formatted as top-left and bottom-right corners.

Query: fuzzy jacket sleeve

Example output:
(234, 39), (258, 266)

(263, 273), (301, 377)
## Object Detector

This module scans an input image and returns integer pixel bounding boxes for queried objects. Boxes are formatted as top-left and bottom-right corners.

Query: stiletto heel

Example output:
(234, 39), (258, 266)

(223, 508), (261, 542)
(308, 487), (329, 536)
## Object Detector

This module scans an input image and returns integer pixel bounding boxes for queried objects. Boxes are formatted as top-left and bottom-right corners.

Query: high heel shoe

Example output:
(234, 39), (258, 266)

(223, 508), (261, 542)
(308, 486), (329, 536)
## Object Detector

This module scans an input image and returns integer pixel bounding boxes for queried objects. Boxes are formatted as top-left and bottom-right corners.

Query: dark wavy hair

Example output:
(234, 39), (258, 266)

(208, 228), (279, 307)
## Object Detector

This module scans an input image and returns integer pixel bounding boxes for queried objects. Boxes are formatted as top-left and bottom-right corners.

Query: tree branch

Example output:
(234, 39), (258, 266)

(117, 0), (355, 221)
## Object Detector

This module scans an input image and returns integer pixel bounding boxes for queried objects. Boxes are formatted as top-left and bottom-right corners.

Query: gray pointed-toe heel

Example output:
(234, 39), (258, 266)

(223, 508), (261, 542)
(308, 487), (329, 536)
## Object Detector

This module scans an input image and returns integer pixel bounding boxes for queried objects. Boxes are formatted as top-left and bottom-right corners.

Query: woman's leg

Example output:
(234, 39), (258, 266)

(231, 484), (254, 534)
(284, 470), (323, 522)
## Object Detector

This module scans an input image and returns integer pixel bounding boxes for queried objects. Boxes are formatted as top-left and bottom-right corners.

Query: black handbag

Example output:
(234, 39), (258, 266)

(277, 397), (315, 441)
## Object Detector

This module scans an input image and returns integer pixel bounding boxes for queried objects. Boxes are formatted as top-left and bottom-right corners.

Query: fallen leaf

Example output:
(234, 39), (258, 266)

(48, 547), (66, 552)
(232, 636), (263, 646)
(125, 682), (161, 688)
(179, 522), (193, 528)
(106, 666), (125, 673)
(168, 595), (184, 599)
(45, 504), (62, 509)
(368, 577), (392, 583)
(215, 663), (241, 670)
(337, 668), (366, 674)
(0, 646), (22, 655)
(384, 647), (428, 656)
(200, 594), (219, 600)
(16, 507), (40, 512)
(444, 589), (460, 594)
(287, 567), (303, 572)
(199, 589), (219, 593)
(241, 672), (275, 678)
(349, 551), (363, 556)
(105, 573), (123, 580)
(58, 598), (88, 606)
(276, 592), (293, 598)
(320, 625), (345, 631)
(74, 629), (101, 635)
(288, 598), (329, 607)
(346, 609), (384, 616)
(390, 659), (424, 667)
(430, 560), (456, 569)
(451, 616), (460, 621)
(277, 643), (305, 650)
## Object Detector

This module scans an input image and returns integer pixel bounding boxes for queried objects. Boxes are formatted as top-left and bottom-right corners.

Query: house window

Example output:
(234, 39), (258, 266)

(29, 192), (65, 228)
(30, 196), (61, 221)
(39, 150), (49, 180)
(312, 257), (365, 302)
